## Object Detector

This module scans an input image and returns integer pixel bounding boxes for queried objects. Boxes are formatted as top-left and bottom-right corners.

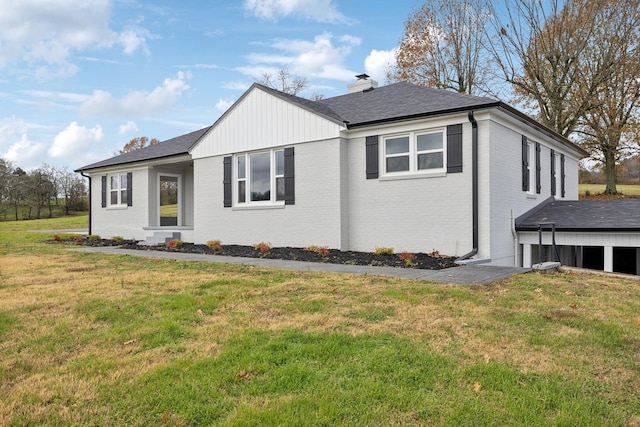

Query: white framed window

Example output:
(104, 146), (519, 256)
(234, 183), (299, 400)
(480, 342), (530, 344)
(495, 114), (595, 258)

(109, 173), (129, 206)
(235, 149), (285, 205)
(383, 129), (445, 175)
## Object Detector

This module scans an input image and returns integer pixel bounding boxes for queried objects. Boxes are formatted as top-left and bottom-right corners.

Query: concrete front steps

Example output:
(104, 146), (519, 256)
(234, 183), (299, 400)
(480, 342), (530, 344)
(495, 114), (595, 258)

(139, 231), (181, 246)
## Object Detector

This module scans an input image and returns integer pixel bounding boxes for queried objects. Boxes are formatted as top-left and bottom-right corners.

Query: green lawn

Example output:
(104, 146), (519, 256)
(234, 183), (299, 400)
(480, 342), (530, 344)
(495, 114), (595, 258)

(579, 183), (640, 197)
(1, 216), (639, 426)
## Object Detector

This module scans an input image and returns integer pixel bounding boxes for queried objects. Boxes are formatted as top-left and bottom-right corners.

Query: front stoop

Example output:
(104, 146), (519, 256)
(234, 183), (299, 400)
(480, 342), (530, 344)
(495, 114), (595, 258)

(139, 231), (181, 246)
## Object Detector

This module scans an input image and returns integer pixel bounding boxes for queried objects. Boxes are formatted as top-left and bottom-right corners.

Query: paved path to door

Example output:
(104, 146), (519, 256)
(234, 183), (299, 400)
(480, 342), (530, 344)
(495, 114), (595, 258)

(72, 246), (530, 285)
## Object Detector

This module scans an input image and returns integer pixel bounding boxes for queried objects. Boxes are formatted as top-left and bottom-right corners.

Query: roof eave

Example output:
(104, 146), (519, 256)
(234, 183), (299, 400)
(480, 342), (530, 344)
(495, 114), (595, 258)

(516, 226), (640, 233)
(75, 153), (192, 173)
(345, 103), (503, 129)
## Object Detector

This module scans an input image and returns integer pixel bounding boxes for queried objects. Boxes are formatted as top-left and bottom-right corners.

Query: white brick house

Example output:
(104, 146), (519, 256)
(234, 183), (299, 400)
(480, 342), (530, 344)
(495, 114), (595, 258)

(76, 76), (590, 268)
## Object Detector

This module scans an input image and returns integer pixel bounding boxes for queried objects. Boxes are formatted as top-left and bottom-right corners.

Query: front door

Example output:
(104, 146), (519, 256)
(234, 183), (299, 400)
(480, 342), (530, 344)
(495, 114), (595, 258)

(159, 174), (180, 226)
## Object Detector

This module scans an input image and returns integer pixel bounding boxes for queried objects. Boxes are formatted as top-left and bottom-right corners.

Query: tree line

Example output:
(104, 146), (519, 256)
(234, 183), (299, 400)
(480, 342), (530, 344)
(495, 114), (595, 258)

(0, 158), (87, 221)
(388, 0), (640, 195)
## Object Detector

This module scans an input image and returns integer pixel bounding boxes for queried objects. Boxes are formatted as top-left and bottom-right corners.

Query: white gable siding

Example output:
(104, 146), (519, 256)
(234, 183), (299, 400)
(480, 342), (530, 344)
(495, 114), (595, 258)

(192, 138), (346, 248)
(191, 87), (343, 159)
(346, 117), (473, 255)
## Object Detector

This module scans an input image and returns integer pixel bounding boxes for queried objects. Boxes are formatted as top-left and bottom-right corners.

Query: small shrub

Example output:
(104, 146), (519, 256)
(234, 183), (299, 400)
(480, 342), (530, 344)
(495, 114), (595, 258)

(111, 236), (124, 243)
(74, 235), (84, 243)
(427, 249), (443, 258)
(52, 234), (61, 242)
(304, 245), (329, 257)
(585, 190), (591, 197)
(206, 239), (222, 251)
(252, 241), (272, 254)
(398, 251), (416, 266)
(88, 234), (101, 242)
(374, 246), (394, 255)
(166, 239), (183, 249)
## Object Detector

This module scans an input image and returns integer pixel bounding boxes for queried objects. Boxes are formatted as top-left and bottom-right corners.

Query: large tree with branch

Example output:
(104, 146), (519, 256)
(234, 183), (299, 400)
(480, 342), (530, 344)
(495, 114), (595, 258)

(488, 0), (640, 193)
(577, 0), (640, 194)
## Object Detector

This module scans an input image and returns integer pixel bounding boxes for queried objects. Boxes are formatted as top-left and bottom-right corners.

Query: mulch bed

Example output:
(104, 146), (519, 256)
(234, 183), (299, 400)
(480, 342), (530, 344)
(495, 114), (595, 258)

(52, 237), (458, 270)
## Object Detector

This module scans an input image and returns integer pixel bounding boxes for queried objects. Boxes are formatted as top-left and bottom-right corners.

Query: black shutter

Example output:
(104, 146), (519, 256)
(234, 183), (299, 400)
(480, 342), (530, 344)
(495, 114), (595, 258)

(365, 135), (379, 179)
(101, 175), (107, 207)
(446, 124), (463, 173)
(560, 154), (566, 197)
(284, 147), (295, 205)
(223, 156), (232, 208)
(521, 136), (529, 191)
(550, 150), (556, 196)
(126, 172), (133, 206)
(535, 142), (541, 194)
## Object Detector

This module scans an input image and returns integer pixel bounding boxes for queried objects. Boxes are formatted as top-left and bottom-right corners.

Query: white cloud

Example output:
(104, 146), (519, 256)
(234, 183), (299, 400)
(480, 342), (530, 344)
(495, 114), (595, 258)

(0, 0), (150, 76)
(119, 28), (149, 56)
(118, 120), (138, 135)
(79, 71), (190, 118)
(0, 117), (31, 146)
(364, 48), (397, 82)
(3, 134), (47, 166)
(215, 98), (235, 113)
(244, 0), (353, 24)
(239, 32), (360, 82)
(48, 122), (103, 159)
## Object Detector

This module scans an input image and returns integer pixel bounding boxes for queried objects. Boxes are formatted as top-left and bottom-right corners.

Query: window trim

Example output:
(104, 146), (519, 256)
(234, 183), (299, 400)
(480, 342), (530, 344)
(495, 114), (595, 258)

(234, 148), (285, 206)
(381, 128), (446, 177)
(108, 172), (130, 207)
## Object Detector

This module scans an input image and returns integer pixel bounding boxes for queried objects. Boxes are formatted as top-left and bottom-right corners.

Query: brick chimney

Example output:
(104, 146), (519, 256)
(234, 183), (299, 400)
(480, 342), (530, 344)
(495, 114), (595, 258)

(347, 73), (378, 94)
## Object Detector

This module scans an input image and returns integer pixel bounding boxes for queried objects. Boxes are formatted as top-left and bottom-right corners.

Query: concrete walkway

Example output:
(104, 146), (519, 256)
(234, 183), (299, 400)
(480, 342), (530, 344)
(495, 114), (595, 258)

(72, 246), (530, 285)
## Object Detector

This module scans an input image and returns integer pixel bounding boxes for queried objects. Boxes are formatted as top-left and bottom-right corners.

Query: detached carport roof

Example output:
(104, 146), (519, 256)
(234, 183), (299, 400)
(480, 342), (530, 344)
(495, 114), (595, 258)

(516, 199), (640, 232)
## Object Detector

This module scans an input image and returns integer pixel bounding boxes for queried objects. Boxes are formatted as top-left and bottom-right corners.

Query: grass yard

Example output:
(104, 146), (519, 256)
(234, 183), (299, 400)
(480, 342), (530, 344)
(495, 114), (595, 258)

(579, 183), (640, 197)
(1, 216), (639, 426)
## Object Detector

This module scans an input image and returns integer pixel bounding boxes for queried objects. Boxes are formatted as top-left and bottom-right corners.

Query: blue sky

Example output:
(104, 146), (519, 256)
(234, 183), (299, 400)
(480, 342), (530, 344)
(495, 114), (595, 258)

(0, 0), (418, 171)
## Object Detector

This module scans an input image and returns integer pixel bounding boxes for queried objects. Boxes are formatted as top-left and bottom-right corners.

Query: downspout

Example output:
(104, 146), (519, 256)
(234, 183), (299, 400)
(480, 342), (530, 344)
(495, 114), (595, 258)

(457, 111), (479, 261)
(80, 172), (92, 236)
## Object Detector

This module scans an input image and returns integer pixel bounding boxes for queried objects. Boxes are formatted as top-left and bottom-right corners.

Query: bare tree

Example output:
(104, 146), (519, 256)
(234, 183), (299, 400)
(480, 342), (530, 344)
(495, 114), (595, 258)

(119, 136), (160, 154)
(487, 0), (640, 194)
(257, 69), (309, 96)
(486, 0), (607, 137)
(577, 0), (640, 194)
(387, 0), (493, 95)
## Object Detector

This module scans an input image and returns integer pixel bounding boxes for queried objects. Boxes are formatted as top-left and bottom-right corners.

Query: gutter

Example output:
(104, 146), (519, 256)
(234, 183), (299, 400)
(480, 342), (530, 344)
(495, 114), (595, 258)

(80, 172), (92, 236)
(457, 111), (479, 261)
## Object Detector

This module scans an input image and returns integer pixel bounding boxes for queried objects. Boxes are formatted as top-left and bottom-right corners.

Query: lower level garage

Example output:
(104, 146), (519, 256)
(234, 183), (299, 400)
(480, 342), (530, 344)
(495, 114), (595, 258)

(516, 199), (640, 275)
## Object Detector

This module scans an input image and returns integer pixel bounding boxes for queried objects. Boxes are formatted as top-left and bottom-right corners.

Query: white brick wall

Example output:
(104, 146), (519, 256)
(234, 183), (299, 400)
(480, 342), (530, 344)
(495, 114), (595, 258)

(346, 121), (473, 256)
(487, 115), (581, 266)
(193, 139), (345, 248)
(90, 168), (150, 240)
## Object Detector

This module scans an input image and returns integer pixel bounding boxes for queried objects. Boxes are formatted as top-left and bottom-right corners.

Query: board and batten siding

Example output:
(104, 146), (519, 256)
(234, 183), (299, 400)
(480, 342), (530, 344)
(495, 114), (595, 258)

(519, 231), (640, 247)
(191, 87), (344, 159)
(192, 138), (346, 249)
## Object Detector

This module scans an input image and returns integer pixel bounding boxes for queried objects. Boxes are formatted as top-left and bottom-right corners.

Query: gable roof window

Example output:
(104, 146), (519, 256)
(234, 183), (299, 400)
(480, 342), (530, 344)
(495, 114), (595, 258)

(383, 129), (445, 176)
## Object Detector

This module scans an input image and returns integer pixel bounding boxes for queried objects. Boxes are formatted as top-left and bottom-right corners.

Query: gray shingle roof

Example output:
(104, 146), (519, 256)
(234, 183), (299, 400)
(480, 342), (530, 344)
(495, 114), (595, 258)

(76, 80), (585, 172)
(75, 126), (210, 172)
(316, 82), (500, 126)
(515, 199), (640, 231)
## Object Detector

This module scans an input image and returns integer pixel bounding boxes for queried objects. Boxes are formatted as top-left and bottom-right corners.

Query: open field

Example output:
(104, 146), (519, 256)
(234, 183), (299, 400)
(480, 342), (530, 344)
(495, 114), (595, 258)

(1, 216), (639, 425)
(579, 183), (640, 197)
